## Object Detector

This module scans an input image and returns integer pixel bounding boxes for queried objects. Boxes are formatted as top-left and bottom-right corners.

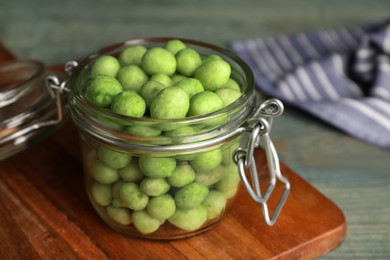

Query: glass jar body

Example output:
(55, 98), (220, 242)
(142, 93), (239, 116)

(80, 131), (243, 239)
(69, 38), (256, 239)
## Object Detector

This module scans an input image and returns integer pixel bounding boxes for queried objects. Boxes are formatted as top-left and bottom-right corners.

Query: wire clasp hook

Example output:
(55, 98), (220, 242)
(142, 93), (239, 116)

(234, 99), (290, 226)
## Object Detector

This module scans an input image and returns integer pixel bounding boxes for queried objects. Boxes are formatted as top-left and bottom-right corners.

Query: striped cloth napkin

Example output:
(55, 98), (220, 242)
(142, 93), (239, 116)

(230, 20), (390, 149)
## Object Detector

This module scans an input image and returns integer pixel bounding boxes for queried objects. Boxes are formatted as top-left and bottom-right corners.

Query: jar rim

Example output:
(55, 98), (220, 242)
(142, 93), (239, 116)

(0, 60), (69, 160)
(69, 37), (255, 124)
(0, 60), (46, 108)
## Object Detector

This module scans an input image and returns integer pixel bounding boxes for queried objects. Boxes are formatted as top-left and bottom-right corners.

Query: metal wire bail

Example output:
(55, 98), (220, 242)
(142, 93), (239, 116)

(234, 99), (290, 226)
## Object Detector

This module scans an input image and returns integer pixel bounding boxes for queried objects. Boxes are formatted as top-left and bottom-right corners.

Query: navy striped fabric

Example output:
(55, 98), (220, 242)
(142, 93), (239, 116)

(230, 21), (390, 149)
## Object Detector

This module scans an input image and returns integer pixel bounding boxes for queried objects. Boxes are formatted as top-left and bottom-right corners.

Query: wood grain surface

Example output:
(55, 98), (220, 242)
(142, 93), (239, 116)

(0, 121), (346, 259)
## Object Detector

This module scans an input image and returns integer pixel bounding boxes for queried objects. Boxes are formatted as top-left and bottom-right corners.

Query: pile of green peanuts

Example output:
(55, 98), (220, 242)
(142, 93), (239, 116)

(87, 143), (241, 235)
(84, 39), (244, 236)
(85, 39), (242, 122)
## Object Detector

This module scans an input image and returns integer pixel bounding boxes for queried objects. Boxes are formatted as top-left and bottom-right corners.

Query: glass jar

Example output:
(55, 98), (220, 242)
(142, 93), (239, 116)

(54, 38), (290, 240)
(0, 60), (67, 160)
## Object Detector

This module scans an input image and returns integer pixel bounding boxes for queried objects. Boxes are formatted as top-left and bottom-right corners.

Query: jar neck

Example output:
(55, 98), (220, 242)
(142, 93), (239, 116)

(70, 91), (256, 153)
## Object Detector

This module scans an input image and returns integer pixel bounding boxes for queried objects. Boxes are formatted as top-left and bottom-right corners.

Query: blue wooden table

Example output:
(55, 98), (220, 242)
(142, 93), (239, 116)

(1, 0), (389, 258)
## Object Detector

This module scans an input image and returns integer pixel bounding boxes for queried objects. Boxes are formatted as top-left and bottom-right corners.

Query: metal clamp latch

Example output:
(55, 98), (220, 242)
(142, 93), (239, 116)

(234, 99), (290, 226)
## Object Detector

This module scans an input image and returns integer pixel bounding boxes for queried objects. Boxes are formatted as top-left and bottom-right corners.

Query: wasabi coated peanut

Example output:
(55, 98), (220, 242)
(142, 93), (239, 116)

(119, 182), (149, 211)
(202, 190), (227, 220)
(216, 166), (241, 199)
(132, 210), (162, 234)
(167, 164), (196, 187)
(138, 157), (176, 178)
(173, 78), (204, 97)
(202, 54), (222, 64)
(138, 80), (167, 109)
(111, 90), (146, 117)
(90, 159), (120, 184)
(97, 146), (131, 169)
(221, 141), (240, 166)
(174, 182), (209, 209)
(91, 55), (120, 78)
(215, 88), (242, 107)
(168, 205), (207, 231)
(85, 75), (123, 107)
(107, 206), (132, 225)
(125, 125), (162, 137)
(165, 126), (198, 160)
(194, 59), (231, 91)
(146, 194), (176, 220)
(96, 115), (123, 131)
(119, 45), (147, 66)
(222, 78), (241, 92)
(140, 177), (170, 196)
(175, 48), (202, 76)
(187, 91), (224, 117)
(118, 160), (144, 182)
(164, 39), (186, 54)
(116, 65), (149, 92)
(195, 165), (225, 186)
(91, 182), (112, 206)
(112, 180), (125, 199)
(164, 125), (197, 137)
(190, 148), (223, 173)
(150, 73), (173, 86)
(142, 47), (177, 75)
(150, 86), (190, 119)
(170, 74), (187, 84)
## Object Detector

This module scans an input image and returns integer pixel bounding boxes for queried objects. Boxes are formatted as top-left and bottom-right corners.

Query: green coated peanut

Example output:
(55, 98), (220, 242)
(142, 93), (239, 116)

(222, 78), (241, 92)
(111, 90), (146, 117)
(164, 39), (186, 54)
(174, 182), (209, 209)
(119, 182), (149, 211)
(150, 73), (173, 86)
(194, 59), (231, 91)
(150, 86), (190, 119)
(132, 210), (161, 234)
(146, 194), (176, 220)
(167, 164), (196, 187)
(202, 190), (227, 220)
(202, 54), (222, 64)
(106, 206), (132, 225)
(125, 125), (162, 137)
(175, 48), (202, 76)
(116, 65), (149, 92)
(118, 160), (144, 182)
(142, 47), (176, 75)
(187, 91), (224, 117)
(138, 80), (168, 109)
(173, 78), (204, 97)
(170, 74), (187, 84)
(195, 165), (225, 186)
(190, 148), (222, 173)
(97, 146), (131, 169)
(91, 182), (112, 206)
(168, 205), (207, 231)
(138, 157), (176, 178)
(140, 177), (170, 196)
(215, 166), (241, 199)
(112, 180), (125, 199)
(91, 55), (120, 78)
(119, 45), (147, 66)
(90, 159), (120, 184)
(215, 87), (242, 107)
(85, 75), (123, 107)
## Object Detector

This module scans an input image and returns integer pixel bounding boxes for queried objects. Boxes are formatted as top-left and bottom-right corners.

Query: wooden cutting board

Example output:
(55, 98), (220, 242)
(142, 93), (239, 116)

(0, 42), (346, 259)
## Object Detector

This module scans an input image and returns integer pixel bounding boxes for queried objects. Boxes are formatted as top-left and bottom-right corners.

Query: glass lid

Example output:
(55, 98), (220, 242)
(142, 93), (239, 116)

(0, 60), (69, 160)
